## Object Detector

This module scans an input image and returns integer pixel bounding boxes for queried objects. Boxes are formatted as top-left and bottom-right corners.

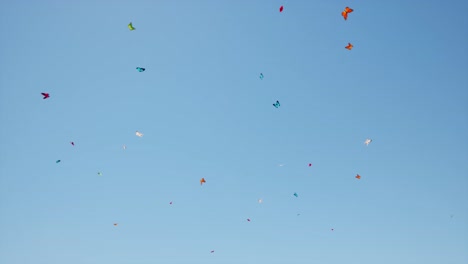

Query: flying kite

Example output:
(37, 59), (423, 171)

(293, 192), (298, 197)
(341, 7), (353, 20)
(136, 67), (145, 72)
(308, 163), (312, 167)
(279, 6), (284, 12)
(128, 22), (135, 31)
(136, 131), (143, 137)
(114, 223), (118, 226)
(200, 177), (206, 185)
(258, 199), (263, 203)
(211, 250), (215, 253)
(71, 142), (74, 146)
(331, 228), (334, 231)
(259, 73), (264, 80)
(273, 100), (280, 108)
(365, 138), (372, 146)
(345, 43), (353, 50)
(123, 145), (127, 150)
(169, 201), (173, 205)
(56, 160), (61, 163)
(355, 174), (361, 179)
(247, 218), (251, 222)
(98, 172), (102, 176)
(41, 93), (50, 99)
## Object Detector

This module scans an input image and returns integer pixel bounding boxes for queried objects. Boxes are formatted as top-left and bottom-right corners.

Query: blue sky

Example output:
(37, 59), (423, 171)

(1, 1), (467, 263)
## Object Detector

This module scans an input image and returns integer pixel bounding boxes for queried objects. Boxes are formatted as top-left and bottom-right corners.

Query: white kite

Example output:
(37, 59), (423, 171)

(123, 145), (127, 150)
(136, 131), (143, 137)
(364, 138), (372, 146)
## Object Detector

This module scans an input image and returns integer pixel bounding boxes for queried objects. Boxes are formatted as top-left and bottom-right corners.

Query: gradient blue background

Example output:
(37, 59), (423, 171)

(1, 1), (467, 263)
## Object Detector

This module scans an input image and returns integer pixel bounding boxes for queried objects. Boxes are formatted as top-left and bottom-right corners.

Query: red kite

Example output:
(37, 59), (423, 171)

(279, 6), (284, 12)
(345, 43), (353, 50)
(355, 174), (361, 179)
(41, 93), (50, 99)
(342, 7), (353, 20)
(200, 178), (206, 185)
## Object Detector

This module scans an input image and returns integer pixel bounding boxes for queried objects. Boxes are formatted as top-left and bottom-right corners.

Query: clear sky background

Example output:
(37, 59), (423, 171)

(1, 1), (467, 263)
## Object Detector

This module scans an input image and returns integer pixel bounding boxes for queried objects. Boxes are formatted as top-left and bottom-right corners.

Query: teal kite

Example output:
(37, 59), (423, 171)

(259, 73), (264, 80)
(136, 67), (145, 72)
(56, 160), (61, 163)
(273, 100), (280, 108)
(293, 192), (298, 197)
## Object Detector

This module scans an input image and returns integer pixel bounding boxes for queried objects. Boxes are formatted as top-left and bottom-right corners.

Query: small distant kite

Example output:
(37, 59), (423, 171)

(279, 6), (284, 12)
(200, 177), (206, 185)
(273, 100), (280, 108)
(169, 201), (173, 205)
(345, 43), (353, 50)
(128, 22), (135, 31)
(259, 73), (264, 80)
(136, 131), (143, 137)
(355, 174), (361, 180)
(136, 67), (145, 72)
(56, 160), (61, 163)
(364, 138), (372, 146)
(41, 93), (50, 99)
(342, 7), (353, 20)
(123, 145), (127, 150)
(247, 218), (251, 222)
(331, 228), (334, 231)
(293, 192), (298, 197)
(98, 172), (103, 176)
(211, 250), (215, 253)
(71, 142), (74, 146)
(258, 199), (263, 203)
(114, 223), (118, 226)
(308, 163), (312, 167)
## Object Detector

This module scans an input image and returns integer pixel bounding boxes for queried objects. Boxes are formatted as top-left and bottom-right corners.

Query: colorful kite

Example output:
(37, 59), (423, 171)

(279, 6), (284, 12)
(273, 100), (280, 108)
(56, 160), (61, 163)
(136, 131), (143, 137)
(345, 43), (353, 50)
(293, 192), (298, 197)
(200, 177), (206, 185)
(365, 138), (372, 146)
(136, 67), (145, 72)
(355, 174), (361, 179)
(41, 93), (50, 99)
(128, 22), (135, 31)
(259, 73), (264, 80)
(342, 7), (353, 20)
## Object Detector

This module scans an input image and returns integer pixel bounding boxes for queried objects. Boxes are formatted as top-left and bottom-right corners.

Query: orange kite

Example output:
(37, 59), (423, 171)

(355, 174), (361, 180)
(345, 43), (353, 50)
(342, 7), (353, 20)
(200, 177), (206, 185)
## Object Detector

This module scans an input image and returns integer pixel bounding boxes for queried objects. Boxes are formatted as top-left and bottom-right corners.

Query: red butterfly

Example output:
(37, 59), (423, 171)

(342, 7), (353, 20)
(279, 6), (284, 12)
(41, 93), (50, 99)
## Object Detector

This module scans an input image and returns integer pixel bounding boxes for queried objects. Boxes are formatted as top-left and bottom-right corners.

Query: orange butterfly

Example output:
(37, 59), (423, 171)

(345, 43), (353, 50)
(355, 174), (361, 179)
(342, 7), (353, 20)
(200, 177), (206, 185)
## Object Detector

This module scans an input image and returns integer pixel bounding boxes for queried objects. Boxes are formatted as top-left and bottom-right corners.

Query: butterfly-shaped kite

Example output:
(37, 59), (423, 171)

(41, 93), (50, 99)
(128, 22), (135, 31)
(345, 43), (353, 50)
(342, 7), (353, 20)
(273, 100), (280, 108)
(136, 67), (145, 72)
(200, 177), (206, 185)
